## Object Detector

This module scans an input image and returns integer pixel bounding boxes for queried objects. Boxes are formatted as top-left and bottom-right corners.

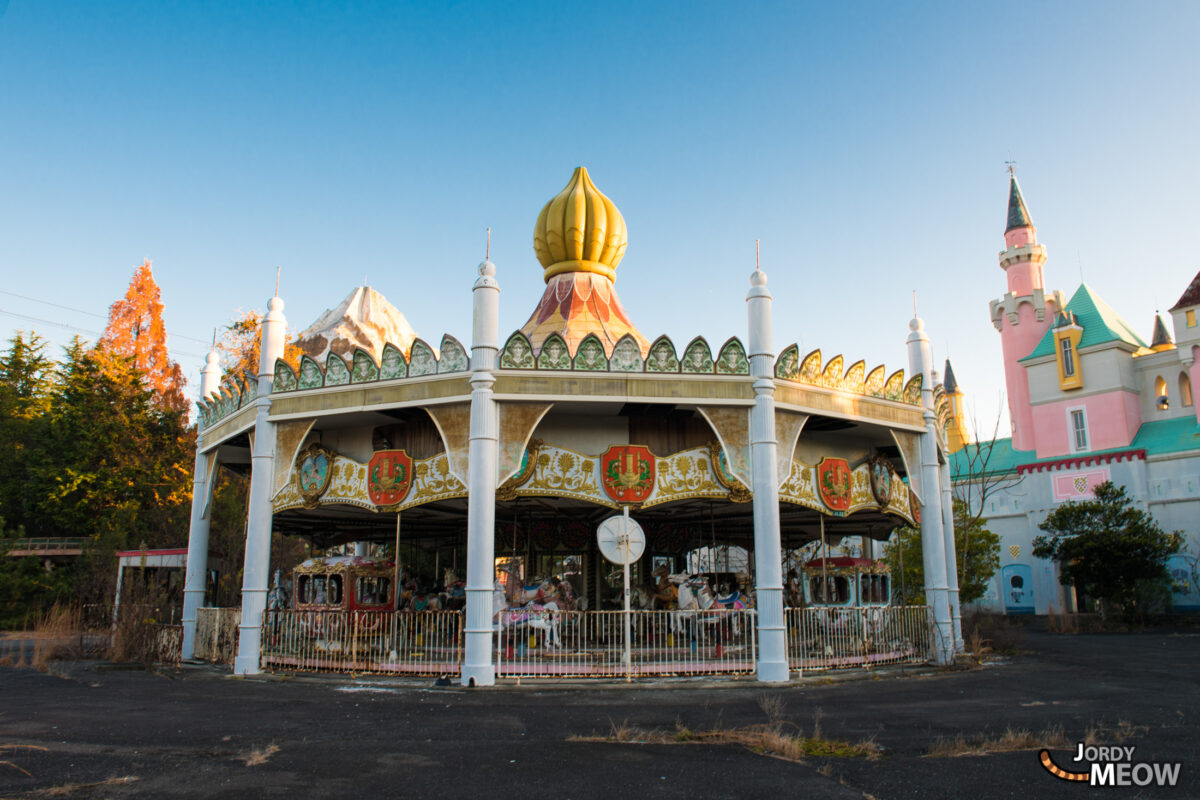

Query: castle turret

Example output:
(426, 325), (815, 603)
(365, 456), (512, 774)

(942, 359), (971, 453)
(989, 174), (1063, 450)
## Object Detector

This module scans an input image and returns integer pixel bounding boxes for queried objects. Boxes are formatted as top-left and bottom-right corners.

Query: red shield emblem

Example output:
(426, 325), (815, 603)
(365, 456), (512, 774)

(368, 450), (413, 508)
(601, 445), (656, 504)
(817, 457), (852, 512)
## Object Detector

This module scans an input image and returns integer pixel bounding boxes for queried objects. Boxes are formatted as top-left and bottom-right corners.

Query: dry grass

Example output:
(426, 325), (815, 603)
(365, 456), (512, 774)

(572, 709), (881, 764)
(1084, 720), (1148, 745)
(926, 724), (1067, 757)
(1047, 611), (1107, 634)
(238, 743), (280, 767)
(962, 612), (1026, 656)
(0, 743), (49, 777)
(35, 776), (139, 796)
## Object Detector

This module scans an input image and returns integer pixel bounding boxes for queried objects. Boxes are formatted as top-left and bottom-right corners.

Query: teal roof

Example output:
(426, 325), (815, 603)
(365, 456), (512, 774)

(1005, 176), (1033, 232)
(1022, 283), (1148, 362)
(950, 416), (1200, 480)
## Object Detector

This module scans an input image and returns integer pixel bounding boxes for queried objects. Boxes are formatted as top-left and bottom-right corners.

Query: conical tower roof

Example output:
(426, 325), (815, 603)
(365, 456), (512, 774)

(1005, 175), (1034, 233)
(1170, 269), (1200, 311)
(1151, 313), (1174, 351)
(942, 359), (959, 394)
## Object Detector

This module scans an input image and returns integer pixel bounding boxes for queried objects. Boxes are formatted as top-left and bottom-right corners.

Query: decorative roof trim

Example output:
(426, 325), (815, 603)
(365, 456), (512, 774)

(1017, 449), (1146, 474)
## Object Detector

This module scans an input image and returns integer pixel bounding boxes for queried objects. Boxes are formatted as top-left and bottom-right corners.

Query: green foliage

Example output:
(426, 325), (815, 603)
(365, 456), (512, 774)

(1033, 481), (1181, 621)
(885, 498), (1000, 605)
(0, 333), (196, 621)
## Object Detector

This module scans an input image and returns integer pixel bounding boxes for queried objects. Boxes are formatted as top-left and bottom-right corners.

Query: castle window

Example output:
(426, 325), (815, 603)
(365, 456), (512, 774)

(1188, 309), (1197, 328)
(1059, 337), (1075, 377)
(1155, 376), (1169, 411)
(1181, 373), (1194, 408)
(1069, 408), (1088, 452)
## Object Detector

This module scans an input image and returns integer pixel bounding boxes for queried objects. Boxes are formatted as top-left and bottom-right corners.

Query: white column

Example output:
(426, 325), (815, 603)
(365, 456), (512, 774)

(939, 459), (963, 651)
(233, 296), (286, 675)
(906, 317), (953, 665)
(462, 258), (500, 687)
(747, 268), (788, 682)
(181, 350), (223, 660)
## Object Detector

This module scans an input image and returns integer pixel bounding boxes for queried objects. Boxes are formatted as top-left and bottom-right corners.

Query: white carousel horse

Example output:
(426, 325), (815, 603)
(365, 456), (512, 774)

(668, 574), (729, 637)
(492, 580), (562, 648)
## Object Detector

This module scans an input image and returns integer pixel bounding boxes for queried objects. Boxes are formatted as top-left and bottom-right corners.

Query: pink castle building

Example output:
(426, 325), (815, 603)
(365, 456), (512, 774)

(954, 175), (1200, 614)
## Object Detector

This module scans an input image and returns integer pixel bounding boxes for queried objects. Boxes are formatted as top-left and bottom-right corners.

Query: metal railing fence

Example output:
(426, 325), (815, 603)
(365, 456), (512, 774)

(785, 605), (931, 671)
(255, 605), (932, 678)
(194, 607), (241, 664)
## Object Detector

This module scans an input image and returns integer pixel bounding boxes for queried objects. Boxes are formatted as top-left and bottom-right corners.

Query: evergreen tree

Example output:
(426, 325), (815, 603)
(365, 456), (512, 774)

(97, 258), (186, 412)
(1033, 481), (1181, 621)
(0, 333), (54, 528)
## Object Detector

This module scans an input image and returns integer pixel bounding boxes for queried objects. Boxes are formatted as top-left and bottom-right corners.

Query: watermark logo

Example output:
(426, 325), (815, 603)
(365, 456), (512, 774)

(1039, 744), (1181, 787)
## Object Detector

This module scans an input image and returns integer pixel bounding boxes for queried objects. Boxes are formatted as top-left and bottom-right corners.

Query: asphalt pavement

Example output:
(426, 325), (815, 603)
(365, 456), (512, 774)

(0, 627), (1197, 799)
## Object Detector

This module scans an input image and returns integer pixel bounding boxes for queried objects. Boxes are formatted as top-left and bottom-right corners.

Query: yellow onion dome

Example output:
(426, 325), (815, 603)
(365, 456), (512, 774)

(533, 167), (627, 284)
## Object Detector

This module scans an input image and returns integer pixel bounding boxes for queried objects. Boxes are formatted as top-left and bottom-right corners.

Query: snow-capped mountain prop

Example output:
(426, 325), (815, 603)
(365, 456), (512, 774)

(295, 286), (420, 363)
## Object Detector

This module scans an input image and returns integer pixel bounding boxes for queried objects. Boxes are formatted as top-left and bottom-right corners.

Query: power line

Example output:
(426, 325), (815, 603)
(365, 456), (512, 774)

(0, 289), (213, 345)
(0, 308), (205, 360)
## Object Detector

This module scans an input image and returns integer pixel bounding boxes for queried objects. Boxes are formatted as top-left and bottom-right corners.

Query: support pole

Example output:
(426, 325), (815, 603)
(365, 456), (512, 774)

(940, 462), (963, 651)
(746, 263), (788, 682)
(233, 295), (287, 675)
(462, 257), (500, 687)
(906, 316), (953, 665)
(181, 349), (222, 660)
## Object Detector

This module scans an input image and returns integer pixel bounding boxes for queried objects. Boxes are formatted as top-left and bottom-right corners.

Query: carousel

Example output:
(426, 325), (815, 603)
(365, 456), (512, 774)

(181, 167), (963, 683)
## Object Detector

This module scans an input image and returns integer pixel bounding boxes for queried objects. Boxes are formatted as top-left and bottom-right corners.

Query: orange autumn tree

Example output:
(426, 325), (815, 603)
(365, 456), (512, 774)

(217, 309), (304, 380)
(97, 259), (187, 412)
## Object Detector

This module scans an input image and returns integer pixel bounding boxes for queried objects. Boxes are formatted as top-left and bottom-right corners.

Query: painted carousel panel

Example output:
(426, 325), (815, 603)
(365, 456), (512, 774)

(883, 370), (905, 402)
(820, 355), (844, 389)
(715, 338), (749, 375)
(499, 331), (536, 369)
(325, 353), (351, 386)
(438, 335), (469, 373)
(799, 349), (822, 383)
(902, 374), (923, 405)
(644, 336), (679, 373)
(408, 339), (437, 377)
(298, 356), (325, 390)
(572, 335), (608, 371)
(641, 446), (729, 508)
(843, 360), (866, 393)
(351, 348), (380, 383)
(242, 370), (258, 404)
(380, 343), (408, 380)
(680, 337), (714, 374)
(864, 365), (886, 397)
(775, 343), (800, 380)
(609, 335), (643, 372)
(536, 333), (571, 370)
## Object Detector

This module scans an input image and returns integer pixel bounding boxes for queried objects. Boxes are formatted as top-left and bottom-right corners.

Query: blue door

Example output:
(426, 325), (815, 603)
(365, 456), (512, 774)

(1168, 555), (1199, 612)
(1002, 564), (1035, 615)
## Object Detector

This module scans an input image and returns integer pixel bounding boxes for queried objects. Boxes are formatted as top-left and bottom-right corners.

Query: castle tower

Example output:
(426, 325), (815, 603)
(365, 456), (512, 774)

(942, 359), (971, 453)
(989, 174), (1062, 450)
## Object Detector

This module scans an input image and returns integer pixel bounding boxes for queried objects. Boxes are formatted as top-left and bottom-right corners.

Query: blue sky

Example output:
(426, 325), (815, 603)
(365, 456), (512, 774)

(2, 1), (1198, 436)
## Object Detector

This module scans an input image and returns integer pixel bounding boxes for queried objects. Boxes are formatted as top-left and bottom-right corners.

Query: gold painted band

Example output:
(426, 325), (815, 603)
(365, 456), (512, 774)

(543, 260), (617, 283)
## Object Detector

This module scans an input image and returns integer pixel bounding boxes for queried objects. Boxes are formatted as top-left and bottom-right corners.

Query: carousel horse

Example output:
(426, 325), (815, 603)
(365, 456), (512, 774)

(651, 564), (678, 609)
(490, 578), (563, 649)
(499, 562), (554, 607)
(441, 568), (467, 611)
(670, 574), (738, 637)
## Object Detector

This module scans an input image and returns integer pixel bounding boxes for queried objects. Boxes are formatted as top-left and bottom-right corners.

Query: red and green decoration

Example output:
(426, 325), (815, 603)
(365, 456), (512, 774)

(817, 457), (852, 513)
(368, 449), (413, 509)
(601, 444), (656, 504)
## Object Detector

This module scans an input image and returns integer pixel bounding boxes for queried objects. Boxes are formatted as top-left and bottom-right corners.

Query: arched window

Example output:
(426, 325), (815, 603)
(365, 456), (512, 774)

(1181, 372), (1194, 408)
(1155, 376), (1169, 411)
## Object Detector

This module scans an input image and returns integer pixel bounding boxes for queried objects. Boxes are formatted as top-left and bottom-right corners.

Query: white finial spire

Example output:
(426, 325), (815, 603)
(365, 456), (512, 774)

(274, 267), (281, 298)
(755, 239), (760, 272)
(486, 227), (491, 261)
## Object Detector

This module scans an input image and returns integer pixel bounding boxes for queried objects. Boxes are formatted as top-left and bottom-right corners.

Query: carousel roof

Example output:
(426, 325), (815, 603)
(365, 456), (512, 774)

(295, 286), (419, 364)
(521, 167), (650, 357)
